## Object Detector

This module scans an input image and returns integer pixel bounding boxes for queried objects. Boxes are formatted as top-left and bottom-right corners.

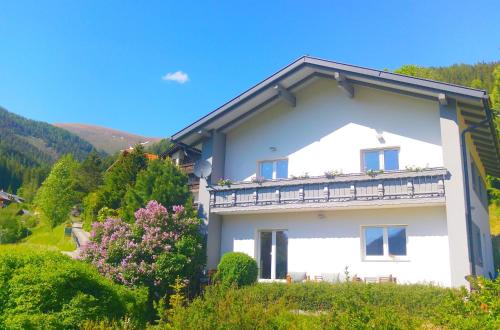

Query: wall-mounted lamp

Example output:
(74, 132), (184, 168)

(376, 131), (385, 143)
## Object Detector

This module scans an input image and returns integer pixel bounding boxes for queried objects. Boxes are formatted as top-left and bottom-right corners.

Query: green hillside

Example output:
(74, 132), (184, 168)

(0, 107), (95, 193)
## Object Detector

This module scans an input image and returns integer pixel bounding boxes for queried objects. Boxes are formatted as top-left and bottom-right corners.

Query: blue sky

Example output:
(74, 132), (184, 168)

(0, 0), (499, 138)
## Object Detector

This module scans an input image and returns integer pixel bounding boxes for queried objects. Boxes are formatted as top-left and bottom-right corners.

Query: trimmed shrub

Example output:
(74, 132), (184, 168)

(215, 252), (258, 287)
(0, 246), (147, 329)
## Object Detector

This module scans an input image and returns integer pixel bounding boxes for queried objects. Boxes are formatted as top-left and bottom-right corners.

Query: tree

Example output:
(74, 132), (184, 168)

(491, 65), (500, 111)
(82, 145), (147, 226)
(35, 155), (79, 227)
(75, 150), (105, 195)
(121, 158), (191, 222)
(394, 65), (436, 80)
(147, 138), (173, 156)
(81, 200), (204, 302)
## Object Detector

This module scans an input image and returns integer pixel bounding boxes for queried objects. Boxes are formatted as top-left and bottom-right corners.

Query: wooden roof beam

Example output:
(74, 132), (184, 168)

(334, 72), (354, 98)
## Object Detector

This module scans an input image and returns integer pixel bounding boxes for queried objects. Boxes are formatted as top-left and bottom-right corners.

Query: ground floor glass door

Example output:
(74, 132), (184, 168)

(259, 230), (288, 279)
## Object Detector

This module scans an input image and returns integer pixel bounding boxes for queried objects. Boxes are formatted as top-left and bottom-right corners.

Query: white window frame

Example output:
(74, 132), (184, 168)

(257, 158), (288, 180)
(256, 229), (288, 281)
(360, 147), (400, 172)
(361, 225), (408, 261)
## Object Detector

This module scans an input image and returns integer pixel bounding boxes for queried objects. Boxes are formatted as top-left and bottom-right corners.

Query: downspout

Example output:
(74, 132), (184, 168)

(460, 100), (492, 278)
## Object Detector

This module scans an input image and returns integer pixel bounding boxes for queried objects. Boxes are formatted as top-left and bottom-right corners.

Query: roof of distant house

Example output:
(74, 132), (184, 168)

(0, 190), (24, 203)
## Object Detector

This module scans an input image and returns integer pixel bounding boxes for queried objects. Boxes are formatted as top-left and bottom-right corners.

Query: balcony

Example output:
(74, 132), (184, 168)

(179, 162), (195, 175)
(209, 168), (447, 214)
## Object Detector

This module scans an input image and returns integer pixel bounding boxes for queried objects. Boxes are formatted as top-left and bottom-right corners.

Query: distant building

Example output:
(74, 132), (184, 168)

(0, 190), (24, 208)
(163, 142), (202, 203)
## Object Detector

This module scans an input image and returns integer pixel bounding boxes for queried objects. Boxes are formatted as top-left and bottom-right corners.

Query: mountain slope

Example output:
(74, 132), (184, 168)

(54, 123), (161, 154)
(0, 107), (95, 192)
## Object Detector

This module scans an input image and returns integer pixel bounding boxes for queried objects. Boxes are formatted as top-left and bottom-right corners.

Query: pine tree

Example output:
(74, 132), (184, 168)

(121, 158), (190, 221)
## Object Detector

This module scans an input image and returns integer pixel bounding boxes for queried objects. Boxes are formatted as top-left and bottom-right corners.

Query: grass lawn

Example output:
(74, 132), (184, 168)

(13, 216), (76, 251)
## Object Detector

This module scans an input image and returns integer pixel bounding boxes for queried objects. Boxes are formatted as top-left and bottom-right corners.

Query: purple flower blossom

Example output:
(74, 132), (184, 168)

(81, 200), (203, 294)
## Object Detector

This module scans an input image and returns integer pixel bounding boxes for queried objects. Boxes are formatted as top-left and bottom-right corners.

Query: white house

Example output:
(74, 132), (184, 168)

(170, 56), (499, 287)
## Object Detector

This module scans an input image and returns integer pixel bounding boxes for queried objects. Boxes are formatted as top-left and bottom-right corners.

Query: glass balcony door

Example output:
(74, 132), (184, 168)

(259, 230), (288, 280)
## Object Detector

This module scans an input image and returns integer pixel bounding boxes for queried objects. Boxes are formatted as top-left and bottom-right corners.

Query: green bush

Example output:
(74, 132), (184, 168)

(0, 204), (30, 244)
(215, 252), (258, 287)
(165, 281), (499, 329)
(0, 246), (148, 329)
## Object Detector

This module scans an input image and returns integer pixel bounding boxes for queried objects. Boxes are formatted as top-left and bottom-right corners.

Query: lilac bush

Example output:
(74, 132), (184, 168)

(81, 200), (204, 299)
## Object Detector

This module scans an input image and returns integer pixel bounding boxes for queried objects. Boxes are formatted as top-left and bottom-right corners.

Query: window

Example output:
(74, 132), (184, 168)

(259, 230), (288, 279)
(362, 226), (407, 260)
(361, 148), (399, 172)
(258, 159), (288, 180)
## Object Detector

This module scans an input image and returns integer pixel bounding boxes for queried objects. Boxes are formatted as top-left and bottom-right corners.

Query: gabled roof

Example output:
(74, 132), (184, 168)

(171, 56), (500, 176)
(0, 190), (24, 203)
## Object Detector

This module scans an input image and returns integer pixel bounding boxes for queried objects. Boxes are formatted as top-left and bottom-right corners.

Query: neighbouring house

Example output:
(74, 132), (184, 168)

(163, 142), (202, 203)
(0, 190), (24, 208)
(170, 56), (499, 287)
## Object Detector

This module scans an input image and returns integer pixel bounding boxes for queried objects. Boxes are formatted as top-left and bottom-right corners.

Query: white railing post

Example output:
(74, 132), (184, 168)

(323, 186), (329, 200)
(350, 184), (356, 200)
(377, 183), (384, 198)
(275, 189), (281, 203)
(407, 181), (414, 196)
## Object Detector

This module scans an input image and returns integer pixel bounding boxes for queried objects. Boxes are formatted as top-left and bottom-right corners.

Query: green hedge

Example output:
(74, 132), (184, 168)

(215, 252), (258, 287)
(0, 246), (148, 329)
(166, 281), (499, 329)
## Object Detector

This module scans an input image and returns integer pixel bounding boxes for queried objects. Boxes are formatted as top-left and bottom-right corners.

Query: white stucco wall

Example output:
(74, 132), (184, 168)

(224, 79), (443, 181)
(220, 206), (452, 286)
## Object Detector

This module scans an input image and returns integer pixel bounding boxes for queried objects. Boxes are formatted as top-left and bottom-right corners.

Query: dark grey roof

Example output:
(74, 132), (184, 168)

(171, 56), (500, 176)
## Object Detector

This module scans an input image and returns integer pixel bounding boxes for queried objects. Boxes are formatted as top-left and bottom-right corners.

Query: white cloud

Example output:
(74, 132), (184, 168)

(162, 70), (189, 84)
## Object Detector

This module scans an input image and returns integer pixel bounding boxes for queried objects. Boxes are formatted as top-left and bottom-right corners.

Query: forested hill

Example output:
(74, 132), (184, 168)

(394, 61), (499, 102)
(0, 107), (95, 193)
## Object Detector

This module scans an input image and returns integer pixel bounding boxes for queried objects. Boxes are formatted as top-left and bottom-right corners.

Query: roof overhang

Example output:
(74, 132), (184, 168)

(171, 56), (500, 176)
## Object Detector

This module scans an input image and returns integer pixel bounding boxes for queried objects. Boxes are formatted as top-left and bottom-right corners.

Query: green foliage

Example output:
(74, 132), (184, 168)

(35, 155), (80, 227)
(97, 207), (119, 222)
(0, 107), (94, 193)
(215, 252), (258, 287)
(75, 150), (106, 195)
(491, 66), (500, 110)
(0, 204), (30, 244)
(0, 246), (148, 329)
(122, 158), (190, 222)
(394, 64), (436, 79)
(163, 281), (499, 329)
(147, 139), (173, 156)
(82, 146), (147, 227)
(395, 62), (499, 93)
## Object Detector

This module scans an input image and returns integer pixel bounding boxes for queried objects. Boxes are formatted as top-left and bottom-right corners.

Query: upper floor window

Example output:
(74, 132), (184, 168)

(258, 159), (288, 180)
(362, 148), (399, 172)
(363, 225), (407, 260)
